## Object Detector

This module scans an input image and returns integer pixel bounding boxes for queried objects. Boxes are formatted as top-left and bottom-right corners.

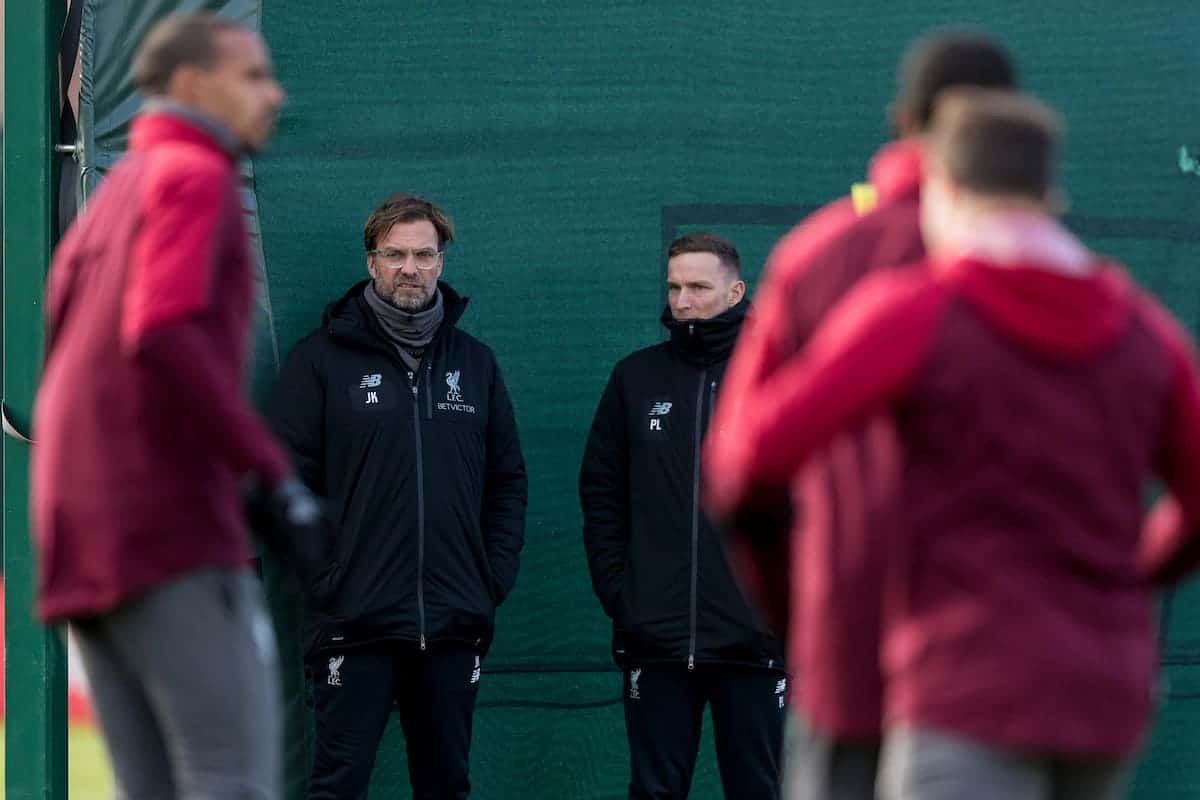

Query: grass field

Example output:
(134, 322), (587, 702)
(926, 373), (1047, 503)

(0, 725), (114, 799)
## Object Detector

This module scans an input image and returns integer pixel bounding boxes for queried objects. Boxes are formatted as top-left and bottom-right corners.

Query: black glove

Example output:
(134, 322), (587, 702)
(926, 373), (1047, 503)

(246, 477), (339, 606)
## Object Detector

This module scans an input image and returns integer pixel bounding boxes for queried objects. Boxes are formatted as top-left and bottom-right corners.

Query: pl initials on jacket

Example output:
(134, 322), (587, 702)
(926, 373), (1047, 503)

(270, 280), (528, 655)
(580, 299), (783, 670)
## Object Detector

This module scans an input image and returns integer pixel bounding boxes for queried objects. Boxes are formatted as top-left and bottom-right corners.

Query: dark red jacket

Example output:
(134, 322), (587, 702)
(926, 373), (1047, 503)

(709, 140), (924, 738)
(708, 245), (1200, 757)
(32, 112), (289, 622)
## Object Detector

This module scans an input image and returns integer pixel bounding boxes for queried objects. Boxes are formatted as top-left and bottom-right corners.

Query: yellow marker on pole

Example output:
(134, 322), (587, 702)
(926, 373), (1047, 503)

(851, 182), (878, 216)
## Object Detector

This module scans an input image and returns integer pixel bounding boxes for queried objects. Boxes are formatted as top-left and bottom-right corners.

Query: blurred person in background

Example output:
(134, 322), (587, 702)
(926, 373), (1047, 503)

(581, 233), (786, 799)
(270, 193), (528, 800)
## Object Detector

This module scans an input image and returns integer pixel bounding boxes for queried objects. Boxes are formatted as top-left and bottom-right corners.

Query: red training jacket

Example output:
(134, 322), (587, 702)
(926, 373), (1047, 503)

(710, 250), (1200, 757)
(31, 112), (289, 622)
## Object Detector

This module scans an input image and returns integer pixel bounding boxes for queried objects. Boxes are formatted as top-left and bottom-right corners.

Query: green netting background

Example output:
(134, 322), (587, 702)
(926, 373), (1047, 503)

(79, 1), (1200, 797)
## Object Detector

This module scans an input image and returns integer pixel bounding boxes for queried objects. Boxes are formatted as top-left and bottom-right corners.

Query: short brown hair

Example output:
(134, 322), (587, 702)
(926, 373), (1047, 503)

(893, 30), (1016, 132)
(668, 232), (740, 277)
(131, 13), (247, 96)
(927, 89), (1063, 201)
(363, 194), (455, 252)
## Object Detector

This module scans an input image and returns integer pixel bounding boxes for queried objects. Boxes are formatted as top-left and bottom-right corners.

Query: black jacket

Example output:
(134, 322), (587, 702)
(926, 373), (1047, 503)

(270, 280), (527, 655)
(580, 299), (783, 670)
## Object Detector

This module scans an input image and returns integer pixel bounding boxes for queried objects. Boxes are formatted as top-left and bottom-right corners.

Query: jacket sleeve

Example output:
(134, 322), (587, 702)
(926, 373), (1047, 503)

(706, 211), (859, 626)
(483, 359), (528, 605)
(132, 319), (290, 489)
(707, 247), (814, 626)
(121, 164), (230, 349)
(1137, 301), (1200, 584)
(268, 340), (327, 496)
(578, 364), (630, 619)
(706, 271), (944, 525)
(118, 164), (289, 489)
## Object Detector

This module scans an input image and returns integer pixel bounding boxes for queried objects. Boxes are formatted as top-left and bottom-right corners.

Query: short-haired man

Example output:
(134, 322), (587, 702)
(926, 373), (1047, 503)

(31, 13), (326, 798)
(581, 233), (785, 799)
(271, 194), (528, 799)
(706, 30), (1015, 799)
(709, 89), (1200, 800)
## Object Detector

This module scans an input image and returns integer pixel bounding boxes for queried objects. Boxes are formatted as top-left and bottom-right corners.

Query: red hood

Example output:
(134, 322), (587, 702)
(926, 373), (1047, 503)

(947, 257), (1134, 360)
(867, 139), (923, 201)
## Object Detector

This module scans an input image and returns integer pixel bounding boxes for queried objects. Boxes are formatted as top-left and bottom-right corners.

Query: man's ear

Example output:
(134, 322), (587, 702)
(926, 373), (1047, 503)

(729, 279), (746, 307)
(164, 64), (205, 106)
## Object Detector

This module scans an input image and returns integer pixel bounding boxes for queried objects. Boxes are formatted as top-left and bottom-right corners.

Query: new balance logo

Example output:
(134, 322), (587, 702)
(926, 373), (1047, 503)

(775, 677), (787, 709)
(649, 401), (672, 431)
(470, 655), (481, 685)
(328, 655), (344, 687)
(360, 373), (382, 388)
(629, 668), (642, 700)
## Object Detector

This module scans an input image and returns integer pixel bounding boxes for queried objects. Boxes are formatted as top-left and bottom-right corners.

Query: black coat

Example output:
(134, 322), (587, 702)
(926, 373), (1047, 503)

(580, 299), (783, 670)
(270, 280), (527, 655)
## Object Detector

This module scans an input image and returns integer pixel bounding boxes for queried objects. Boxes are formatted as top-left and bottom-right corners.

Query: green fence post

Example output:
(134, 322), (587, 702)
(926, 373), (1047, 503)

(4, 0), (70, 797)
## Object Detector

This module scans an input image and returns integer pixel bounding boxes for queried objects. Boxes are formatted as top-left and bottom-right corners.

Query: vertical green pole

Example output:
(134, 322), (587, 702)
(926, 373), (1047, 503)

(4, 0), (69, 798)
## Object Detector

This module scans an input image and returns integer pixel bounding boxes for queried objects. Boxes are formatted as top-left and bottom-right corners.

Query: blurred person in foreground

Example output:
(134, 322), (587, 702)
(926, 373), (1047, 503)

(704, 30), (1015, 800)
(31, 13), (332, 798)
(707, 88), (1200, 800)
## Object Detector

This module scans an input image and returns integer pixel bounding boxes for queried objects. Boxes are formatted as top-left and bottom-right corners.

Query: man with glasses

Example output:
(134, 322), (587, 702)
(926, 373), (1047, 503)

(270, 193), (528, 799)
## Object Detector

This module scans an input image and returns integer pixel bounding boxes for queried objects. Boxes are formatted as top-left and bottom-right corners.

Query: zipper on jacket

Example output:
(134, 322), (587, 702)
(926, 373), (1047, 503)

(688, 369), (707, 671)
(409, 369), (427, 651)
(426, 362), (433, 419)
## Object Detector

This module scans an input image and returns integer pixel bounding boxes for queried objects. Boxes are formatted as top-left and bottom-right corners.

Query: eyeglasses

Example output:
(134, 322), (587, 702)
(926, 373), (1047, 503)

(369, 248), (443, 270)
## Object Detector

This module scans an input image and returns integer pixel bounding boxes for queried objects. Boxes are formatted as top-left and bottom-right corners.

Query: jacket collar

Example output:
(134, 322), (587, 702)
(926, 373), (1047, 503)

(325, 279), (469, 354)
(660, 297), (749, 367)
(130, 103), (240, 162)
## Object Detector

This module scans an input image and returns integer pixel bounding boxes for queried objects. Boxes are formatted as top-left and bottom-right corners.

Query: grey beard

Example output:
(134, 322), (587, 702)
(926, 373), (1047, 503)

(386, 286), (436, 312)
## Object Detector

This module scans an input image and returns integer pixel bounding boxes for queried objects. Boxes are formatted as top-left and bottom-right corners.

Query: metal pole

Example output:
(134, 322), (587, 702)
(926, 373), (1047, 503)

(4, 0), (69, 796)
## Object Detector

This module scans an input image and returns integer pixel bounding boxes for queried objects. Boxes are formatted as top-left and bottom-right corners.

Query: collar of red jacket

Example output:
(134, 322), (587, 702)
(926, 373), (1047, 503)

(129, 109), (239, 164)
(867, 138), (923, 201)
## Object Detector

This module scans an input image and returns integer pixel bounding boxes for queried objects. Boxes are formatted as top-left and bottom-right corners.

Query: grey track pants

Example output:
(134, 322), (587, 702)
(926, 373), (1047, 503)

(72, 568), (281, 800)
(877, 726), (1130, 800)
(782, 714), (879, 800)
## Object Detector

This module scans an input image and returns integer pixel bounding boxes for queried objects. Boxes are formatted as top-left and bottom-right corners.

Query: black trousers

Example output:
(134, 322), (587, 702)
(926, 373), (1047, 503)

(623, 663), (787, 799)
(307, 643), (481, 800)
